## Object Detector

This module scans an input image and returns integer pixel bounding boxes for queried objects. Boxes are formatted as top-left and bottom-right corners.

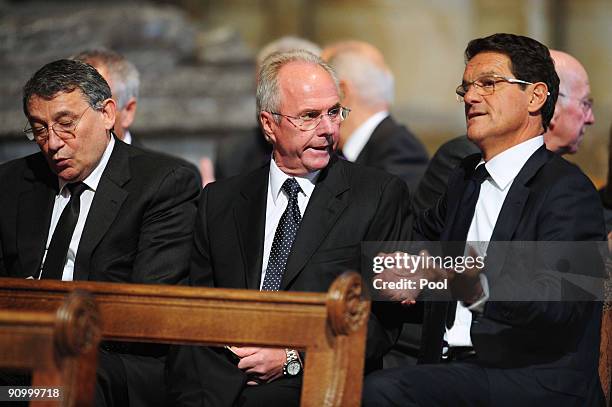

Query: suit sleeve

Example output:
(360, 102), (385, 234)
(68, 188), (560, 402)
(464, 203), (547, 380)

(188, 185), (216, 287)
(485, 170), (606, 328)
(131, 165), (201, 284)
(362, 175), (422, 369)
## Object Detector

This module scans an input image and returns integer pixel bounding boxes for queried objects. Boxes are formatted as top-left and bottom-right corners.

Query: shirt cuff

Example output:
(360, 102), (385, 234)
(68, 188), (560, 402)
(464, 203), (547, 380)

(464, 273), (489, 314)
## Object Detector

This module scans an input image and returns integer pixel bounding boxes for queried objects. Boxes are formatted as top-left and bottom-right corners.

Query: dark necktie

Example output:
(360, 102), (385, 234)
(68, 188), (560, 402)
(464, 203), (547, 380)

(261, 178), (302, 291)
(445, 164), (489, 329)
(40, 182), (88, 280)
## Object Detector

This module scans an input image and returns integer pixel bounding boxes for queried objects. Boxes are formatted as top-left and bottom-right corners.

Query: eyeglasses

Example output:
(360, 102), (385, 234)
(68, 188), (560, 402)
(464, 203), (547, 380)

(558, 92), (594, 114)
(269, 105), (351, 131)
(23, 105), (93, 143)
(456, 74), (536, 102)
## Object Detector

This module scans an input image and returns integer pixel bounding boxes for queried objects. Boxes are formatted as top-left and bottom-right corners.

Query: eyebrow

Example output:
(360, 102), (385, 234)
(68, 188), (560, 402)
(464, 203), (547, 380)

(297, 103), (341, 115)
(28, 110), (76, 124)
(462, 71), (501, 83)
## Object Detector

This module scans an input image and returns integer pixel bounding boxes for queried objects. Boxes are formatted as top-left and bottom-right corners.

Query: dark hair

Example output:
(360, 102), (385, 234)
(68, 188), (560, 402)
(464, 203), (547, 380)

(465, 33), (559, 131)
(22, 59), (111, 116)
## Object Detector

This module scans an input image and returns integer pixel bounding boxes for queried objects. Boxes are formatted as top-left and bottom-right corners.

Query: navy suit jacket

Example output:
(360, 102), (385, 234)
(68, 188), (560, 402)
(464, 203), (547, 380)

(414, 145), (606, 404)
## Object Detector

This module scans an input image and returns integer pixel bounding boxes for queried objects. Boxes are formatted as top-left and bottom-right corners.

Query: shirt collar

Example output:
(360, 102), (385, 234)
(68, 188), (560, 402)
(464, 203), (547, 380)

(483, 135), (544, 190)
(123, 130), (132, 145)
(342, 111), (388, 162)
(58, 135), (115, 195)
(269, 158), (319, 205)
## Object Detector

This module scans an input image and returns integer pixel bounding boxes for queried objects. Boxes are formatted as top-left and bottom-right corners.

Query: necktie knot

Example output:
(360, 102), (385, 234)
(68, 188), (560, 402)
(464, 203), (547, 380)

(281, 178), (301, 200)
(67, 182), (88, 198)
(472, 164), (489, 184)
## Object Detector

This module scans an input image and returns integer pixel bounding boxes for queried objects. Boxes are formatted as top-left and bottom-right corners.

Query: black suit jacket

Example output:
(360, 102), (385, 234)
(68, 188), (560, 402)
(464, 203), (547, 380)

(0, 138), (201, 283)
(412, 135), (479, 216)
(167, 157), (411, 406)
(214, 127), (272, 180)
(414, 145), (606, 404)
(355, 115), (429, 191)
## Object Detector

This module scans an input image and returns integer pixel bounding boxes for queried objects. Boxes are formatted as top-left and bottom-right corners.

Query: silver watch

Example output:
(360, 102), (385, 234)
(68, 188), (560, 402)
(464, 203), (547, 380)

(282, 349), (302, 376)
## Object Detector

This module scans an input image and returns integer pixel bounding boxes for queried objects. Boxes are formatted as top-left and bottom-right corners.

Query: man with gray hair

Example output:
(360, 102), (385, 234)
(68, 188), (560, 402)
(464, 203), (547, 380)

(322, 40), (429, 190)
(0, 59), (200, 407)
(214, 36), (322, 181)
(167, 49), (411, 407)
(73, 49), (140, 145)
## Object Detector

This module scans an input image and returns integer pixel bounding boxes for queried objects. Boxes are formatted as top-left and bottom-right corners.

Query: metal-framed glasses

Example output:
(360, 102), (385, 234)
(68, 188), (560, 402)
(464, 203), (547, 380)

(558, 92), (594, 114)
(455, 74), (535, 102)
(270, 105), (351, 131)
(23, 105), (93, 142)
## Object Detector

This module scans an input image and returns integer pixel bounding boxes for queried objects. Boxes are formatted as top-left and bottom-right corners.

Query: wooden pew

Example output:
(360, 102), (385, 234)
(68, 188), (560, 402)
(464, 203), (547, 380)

(0, 272), (369, 407)
(0, 291), (100, 407)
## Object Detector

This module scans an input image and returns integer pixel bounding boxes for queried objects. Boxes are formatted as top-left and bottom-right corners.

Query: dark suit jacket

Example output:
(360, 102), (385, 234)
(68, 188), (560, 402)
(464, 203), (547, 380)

(167, 157), (411, 406)
(355, 115), (429, 192)
(214, 127), (272, 180)
(412, 135), (479, 216)
(414, 146), (606, 405)
(0, 138), (201, 283)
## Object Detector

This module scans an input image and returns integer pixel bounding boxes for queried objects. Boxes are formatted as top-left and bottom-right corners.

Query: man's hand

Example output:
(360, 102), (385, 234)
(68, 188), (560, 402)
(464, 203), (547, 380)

(231, 347), (286, 386)
(375, 250), (443, 303)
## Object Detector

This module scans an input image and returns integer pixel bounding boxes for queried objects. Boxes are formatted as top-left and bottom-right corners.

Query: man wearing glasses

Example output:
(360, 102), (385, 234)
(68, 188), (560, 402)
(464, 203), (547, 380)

(545, 50), (596, 155)
(364, 33), (606, 406)
(167, 50), (410, 407)
(0, 59), (201, 407)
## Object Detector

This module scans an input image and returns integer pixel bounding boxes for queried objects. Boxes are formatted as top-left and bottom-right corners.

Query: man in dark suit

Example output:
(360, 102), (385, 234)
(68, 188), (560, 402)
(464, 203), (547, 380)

(322, 40), (429, 191)
(363, 33), (606, 406)
(166, 50), (411, 407)
(0, 59), (201, 407)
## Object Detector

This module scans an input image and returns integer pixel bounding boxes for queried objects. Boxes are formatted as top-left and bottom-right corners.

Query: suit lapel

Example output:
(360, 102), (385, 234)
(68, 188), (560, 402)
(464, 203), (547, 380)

(74, 140), (130, 280)
(486, 146), (550, 281)
(280, 158), (350, 290)
(440, 154), (481, 241)
(16, 155), (57, 277)
(234, 166), (268, 289)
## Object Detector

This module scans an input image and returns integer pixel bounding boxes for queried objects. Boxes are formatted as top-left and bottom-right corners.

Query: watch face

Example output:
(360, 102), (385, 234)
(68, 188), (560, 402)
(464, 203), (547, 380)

(287, 361), (301, 376)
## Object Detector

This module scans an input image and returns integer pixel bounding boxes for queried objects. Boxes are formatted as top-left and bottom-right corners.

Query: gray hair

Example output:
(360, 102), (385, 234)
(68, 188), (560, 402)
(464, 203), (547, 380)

(72, 48), (140, 109)
(23, 59), (111, 116)
(327, 50), (394, 107)
(256, 36), (321, 69)
(256, 50), (339, 122)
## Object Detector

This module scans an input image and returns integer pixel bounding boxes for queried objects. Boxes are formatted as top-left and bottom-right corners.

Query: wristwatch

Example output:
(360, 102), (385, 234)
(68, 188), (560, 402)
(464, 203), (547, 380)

(282, 349), (302, 377)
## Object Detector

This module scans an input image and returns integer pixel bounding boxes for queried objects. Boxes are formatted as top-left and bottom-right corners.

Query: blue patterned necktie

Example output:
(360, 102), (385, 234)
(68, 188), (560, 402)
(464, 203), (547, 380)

(262, 178), (302, 291)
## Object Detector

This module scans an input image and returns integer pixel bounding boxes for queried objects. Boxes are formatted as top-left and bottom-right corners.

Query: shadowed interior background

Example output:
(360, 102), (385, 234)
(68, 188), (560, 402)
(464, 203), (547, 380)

(1, 0), (610, 184)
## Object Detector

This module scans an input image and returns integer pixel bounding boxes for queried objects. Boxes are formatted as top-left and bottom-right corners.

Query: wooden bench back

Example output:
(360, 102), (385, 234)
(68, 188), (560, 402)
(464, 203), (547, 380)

(0, 272), (369, 407)
(0, 291), (100, 407)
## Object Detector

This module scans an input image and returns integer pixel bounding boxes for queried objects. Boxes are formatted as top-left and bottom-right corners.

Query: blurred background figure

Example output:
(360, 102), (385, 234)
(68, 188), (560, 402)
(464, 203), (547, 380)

(73, 49), (141, 145)
(212, 36), (322, 182)
(545, 50), (595, 155)
(322, 40), (429, 191)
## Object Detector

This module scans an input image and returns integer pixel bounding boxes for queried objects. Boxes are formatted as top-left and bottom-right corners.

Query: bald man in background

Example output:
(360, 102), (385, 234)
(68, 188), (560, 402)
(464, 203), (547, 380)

(545, 50), (596, 155)
(322, 41), (429, 191)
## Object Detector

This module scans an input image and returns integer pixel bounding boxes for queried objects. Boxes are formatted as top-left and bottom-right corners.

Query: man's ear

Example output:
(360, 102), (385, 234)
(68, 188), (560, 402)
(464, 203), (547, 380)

(101, 98), (117, 131)
(259, 111), (277, 144)
(527, 82), (548, 113)
(120, 97), (137, 129)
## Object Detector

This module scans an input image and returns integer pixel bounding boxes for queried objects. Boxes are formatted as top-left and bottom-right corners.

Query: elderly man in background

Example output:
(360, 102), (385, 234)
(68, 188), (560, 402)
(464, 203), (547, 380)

(322, 40), (429, 191)
(73, 49), (141, 145)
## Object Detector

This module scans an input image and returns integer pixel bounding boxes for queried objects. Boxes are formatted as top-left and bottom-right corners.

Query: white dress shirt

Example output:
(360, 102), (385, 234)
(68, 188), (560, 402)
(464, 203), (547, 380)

(260, 159), (319, 289)
(40, 136), (115, 281)
(123, 130), (133, 145)
(342, 111), (388, 162)
(445, 135), (544, 347)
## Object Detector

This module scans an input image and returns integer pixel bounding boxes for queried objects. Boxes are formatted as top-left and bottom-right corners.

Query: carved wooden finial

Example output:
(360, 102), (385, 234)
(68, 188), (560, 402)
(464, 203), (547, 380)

(326, 271), (370, 336)
(54, 290), (101, 357)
